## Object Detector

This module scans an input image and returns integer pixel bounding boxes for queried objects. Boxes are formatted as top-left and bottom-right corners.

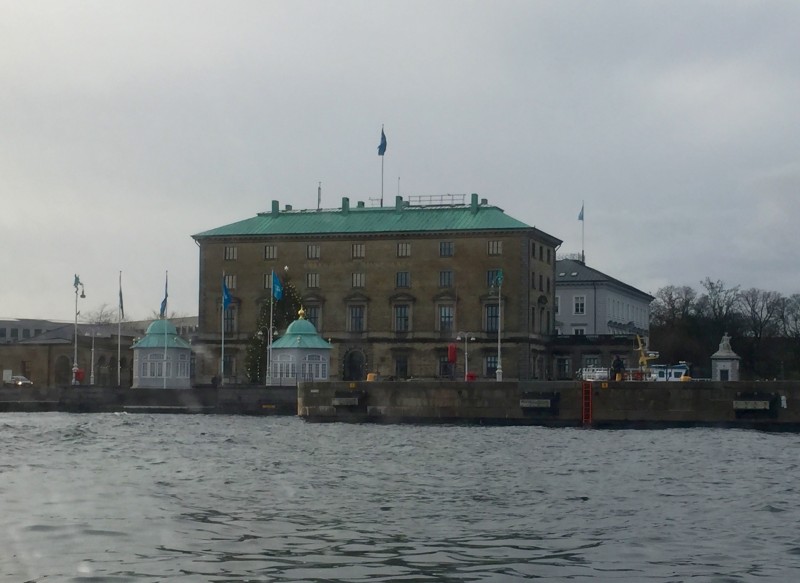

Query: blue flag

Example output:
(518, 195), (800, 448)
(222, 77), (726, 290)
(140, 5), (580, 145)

(377, 127), (387, 156)
(159, 272), (168, 318)
(578, 203), (584, 221)
(272, 271), (283, 301)
(222, 276), (232, 310)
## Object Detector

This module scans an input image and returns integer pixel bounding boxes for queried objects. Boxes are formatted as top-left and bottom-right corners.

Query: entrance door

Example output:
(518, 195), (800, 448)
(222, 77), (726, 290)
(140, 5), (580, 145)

(343, 350), (366, 381)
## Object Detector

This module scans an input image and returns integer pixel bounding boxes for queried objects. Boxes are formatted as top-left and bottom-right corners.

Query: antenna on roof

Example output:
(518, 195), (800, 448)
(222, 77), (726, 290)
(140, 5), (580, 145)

(317, 182), (322, 211)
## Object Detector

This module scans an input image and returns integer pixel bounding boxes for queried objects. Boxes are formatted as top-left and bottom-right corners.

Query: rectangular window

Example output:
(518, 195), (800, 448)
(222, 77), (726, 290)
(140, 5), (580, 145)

(555, 296), (560, 315)
(397, 242), (411, 257)
(439, 270), (453, 288)
(487, 269), (501, 287)
(531, 271), (536, 289)
(224, 274), (237, 290)
(539, 245), (544, 261)
(395, 356), (409, 379)
(352, 243), (365, 259)
(547, 248), (552, 264)
(264, 273), (272, 290)
(22, 329), (30, 339)
(0, 329), (6, 338)
(584, 356), (600, 368)
(394, 304), (410, 332)
(305, 306), (320, 330)
(224, 246), (238, 261)
(223, 307), (236, 333)
(348, 305), (365, 332)
(264, 245), (277, 260)
(488, 240), (502, 256)
(439, 241), (454, 257)
(539, 274), (544, 291)
(531, 307), (536, 330)
(438, 356), (452, 378)
(396, 271), (410, 288)
(485, 303), (499, 333)
(223, 355), (235, 377)
(486, 355), (498, 377)
(11, 329), (18, 339)
(307, 244), (320, 259)
(546, 276), (551, 294)
(556, 357), (570, 379)
(352, 273), (366, 288)
(574, 295), (586, 315)
(306, 273), (320, 288)
(573, 328), (585, 336)
(438, 305), (454, 332)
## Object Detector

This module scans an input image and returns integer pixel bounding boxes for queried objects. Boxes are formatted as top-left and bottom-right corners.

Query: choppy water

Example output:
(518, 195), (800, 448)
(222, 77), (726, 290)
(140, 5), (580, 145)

(1, 414), (799, 582)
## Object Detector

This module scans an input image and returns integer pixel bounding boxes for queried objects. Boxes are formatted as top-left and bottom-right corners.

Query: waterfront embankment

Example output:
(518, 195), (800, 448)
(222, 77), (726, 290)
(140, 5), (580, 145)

(298, 379), (800, 430)
(0, 385), (296, 415)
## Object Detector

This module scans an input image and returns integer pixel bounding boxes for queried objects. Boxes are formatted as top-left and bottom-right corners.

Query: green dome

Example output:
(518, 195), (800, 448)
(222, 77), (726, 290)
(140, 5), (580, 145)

(285, 319), (318, 336)
(146, 319), (178, 335)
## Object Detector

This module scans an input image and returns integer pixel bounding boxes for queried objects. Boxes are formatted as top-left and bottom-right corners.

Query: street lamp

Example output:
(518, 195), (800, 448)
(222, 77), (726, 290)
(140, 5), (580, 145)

(456, 332), (475, 382)
(73, 275), (86, 385)
(85, 329), (99, 386)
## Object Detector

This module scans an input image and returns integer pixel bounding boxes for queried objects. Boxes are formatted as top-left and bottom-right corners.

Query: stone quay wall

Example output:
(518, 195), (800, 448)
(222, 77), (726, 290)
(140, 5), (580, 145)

(298, 380), (800, 429)
(0, 385), (297, 415)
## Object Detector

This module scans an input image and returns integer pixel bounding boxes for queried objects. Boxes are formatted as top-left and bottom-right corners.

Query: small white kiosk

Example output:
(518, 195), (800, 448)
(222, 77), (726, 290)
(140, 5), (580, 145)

(131, 319), (192, 389)
(268, 308), (332, 386)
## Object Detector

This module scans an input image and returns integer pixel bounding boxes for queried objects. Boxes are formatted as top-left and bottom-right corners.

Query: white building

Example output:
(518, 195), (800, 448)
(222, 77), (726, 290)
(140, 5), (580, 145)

(555, 258), (653, 338)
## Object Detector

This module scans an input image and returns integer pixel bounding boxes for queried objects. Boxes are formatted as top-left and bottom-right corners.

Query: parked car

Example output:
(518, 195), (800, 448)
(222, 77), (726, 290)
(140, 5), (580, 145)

(4, 376), (33, 387)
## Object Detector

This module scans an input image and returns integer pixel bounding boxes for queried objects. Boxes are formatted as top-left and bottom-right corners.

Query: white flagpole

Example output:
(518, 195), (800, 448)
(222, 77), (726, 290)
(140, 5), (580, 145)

(496, 272), (503, 382)
(220, 271), (225, 387)
(268, 269), (274, 386)
(117, 271), (122, 387)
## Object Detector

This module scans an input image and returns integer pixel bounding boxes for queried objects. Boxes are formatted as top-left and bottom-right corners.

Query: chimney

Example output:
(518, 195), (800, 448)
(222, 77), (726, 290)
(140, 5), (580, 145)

(342, 197), (350, 213)
(471, 193), (479, 214)
(271, 200), (279, 216)
(395, 195), (403, 211)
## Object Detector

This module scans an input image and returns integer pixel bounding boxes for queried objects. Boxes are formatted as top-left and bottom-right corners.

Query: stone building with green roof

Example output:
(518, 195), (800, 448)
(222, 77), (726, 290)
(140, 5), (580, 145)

(192, 193), (561, 383)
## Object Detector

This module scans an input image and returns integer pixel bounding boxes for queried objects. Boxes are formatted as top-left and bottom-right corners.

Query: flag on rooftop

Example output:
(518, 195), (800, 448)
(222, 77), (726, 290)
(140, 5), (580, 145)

(578, 203), (584, 221)
(377, 126), (387, 156)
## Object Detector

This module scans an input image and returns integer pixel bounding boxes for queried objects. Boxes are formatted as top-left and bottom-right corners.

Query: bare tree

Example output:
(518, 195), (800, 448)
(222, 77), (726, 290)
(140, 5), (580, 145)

(651, 285), (698, 328)
(697, 278), (742, 337)
(82, 303), (119, 325)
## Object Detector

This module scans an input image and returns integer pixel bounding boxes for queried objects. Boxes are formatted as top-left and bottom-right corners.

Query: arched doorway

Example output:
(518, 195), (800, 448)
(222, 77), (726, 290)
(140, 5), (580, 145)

(54, 355), (71, 386)
(343, 349), (366, 381)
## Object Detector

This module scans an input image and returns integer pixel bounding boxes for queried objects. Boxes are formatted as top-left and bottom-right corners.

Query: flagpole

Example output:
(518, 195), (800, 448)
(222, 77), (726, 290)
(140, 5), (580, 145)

(496, 271), (503, 382)
(117, 271), (122, 387)
(268, 268), (274, 386)
(220, 271), (225, 387)
(581, 200), (585, 263)
(163, 270), (168, 389)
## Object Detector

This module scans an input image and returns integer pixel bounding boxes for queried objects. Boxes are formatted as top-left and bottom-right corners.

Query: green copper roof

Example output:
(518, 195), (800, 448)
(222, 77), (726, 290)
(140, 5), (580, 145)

(132, 319), (192, 350)
(193, 195), (533, 239)
(272, 317), (332, 350)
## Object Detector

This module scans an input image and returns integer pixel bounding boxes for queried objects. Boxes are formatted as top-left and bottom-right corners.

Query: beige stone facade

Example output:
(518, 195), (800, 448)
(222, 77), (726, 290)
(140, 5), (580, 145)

(193, 196), (562, 383)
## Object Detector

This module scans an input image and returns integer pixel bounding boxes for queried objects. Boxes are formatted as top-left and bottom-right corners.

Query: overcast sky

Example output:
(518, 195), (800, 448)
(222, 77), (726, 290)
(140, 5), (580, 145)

(2, 1), (799, 322)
